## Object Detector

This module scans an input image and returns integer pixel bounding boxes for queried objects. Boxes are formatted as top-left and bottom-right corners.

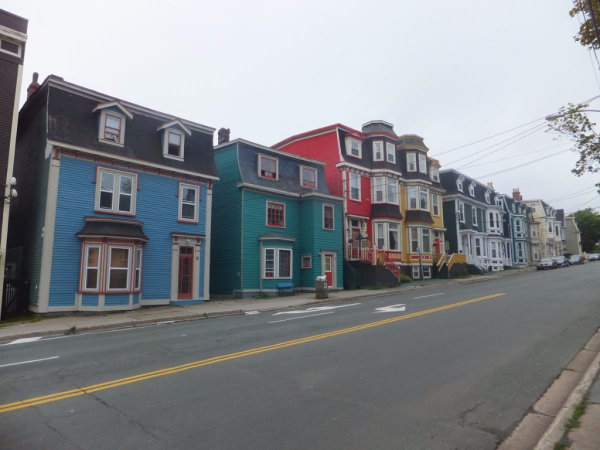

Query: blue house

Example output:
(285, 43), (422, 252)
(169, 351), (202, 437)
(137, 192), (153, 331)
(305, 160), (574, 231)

(8, 75), (218, 312)
(211, 138), (344, 297)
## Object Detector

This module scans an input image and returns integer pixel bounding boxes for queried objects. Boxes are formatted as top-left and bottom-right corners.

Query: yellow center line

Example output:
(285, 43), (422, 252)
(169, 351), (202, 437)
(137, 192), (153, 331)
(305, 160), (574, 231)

(0, 292), (505, 414)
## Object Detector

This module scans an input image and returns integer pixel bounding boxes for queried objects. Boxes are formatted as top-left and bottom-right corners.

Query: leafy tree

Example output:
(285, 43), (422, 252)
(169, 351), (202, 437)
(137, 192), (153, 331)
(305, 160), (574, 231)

(571, 208), (600, 252)
(569, 0), (600, 50)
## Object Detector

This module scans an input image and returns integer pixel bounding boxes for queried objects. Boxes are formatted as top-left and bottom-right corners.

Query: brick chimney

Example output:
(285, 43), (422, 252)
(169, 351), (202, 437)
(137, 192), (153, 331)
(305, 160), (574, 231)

(218, 127), (230, 145)
(512, 188), (522, 201)
(27, 72), (40, 99)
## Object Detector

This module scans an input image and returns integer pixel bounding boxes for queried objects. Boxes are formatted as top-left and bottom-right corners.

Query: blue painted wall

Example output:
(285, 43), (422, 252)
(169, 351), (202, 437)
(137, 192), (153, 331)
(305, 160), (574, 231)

(49, 156), (208, 307)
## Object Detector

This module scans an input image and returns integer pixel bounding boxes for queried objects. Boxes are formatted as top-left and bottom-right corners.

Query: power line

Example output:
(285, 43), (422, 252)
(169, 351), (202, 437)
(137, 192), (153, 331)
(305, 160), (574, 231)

(473, 147), (575, 179)
(448, 123), (547, 168)
(550, 190), (600, 203)
(460, 142), (571, 169)
(547, 185), (600, 202)
(565, 195), (600, 212)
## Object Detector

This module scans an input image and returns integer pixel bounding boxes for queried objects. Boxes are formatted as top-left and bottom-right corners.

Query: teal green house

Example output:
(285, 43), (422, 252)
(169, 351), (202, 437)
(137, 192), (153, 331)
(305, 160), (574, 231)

(211, 138), (344, 297)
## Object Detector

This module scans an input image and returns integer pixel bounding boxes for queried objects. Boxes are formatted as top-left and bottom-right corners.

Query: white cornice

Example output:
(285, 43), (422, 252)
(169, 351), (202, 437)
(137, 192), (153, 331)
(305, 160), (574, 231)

(0, 24), (27, 42)
(49, 140), (219, 180)
(237, 182), (300, 197)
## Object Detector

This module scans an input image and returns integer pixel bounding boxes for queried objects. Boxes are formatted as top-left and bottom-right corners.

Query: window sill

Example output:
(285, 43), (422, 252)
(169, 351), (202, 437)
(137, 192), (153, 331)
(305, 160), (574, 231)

(95, 209), (136, 217)
(99, 139), (124, 148)
(348, 198), (361, 202)
(259, 175), (278, 180)
(346, 154), (362, 160)
(178, 218), (199, 224)
(164, 154), (184, 161)
(266, 224), (285, 229)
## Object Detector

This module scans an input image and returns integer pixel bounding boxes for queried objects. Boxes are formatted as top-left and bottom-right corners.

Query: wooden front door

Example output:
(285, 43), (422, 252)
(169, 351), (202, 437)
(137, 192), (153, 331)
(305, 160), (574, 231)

(324, 254), (333, 286)
(178, 247), (194, 299)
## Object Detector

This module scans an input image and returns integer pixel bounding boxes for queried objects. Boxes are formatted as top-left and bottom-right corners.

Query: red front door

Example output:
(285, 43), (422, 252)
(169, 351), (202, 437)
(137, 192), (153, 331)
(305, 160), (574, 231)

(324, 255), (333, 286)
(178, 247), (194, 299)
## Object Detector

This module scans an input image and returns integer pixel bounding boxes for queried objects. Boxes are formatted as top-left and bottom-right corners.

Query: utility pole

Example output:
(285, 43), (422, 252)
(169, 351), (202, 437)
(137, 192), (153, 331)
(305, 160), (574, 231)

(586, 0), (600, 48)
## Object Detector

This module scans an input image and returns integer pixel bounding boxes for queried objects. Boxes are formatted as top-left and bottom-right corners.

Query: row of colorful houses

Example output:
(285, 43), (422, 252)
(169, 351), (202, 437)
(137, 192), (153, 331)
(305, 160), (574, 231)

(4, 74), (582, 313)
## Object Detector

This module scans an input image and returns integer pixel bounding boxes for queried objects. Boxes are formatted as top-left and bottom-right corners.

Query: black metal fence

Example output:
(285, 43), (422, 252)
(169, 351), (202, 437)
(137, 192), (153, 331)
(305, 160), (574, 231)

(1, 279), (30, 319)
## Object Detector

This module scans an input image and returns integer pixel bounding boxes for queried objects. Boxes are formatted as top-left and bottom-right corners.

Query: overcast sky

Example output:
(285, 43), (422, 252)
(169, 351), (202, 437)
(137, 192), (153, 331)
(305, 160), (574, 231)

(7, 0), (600, 212)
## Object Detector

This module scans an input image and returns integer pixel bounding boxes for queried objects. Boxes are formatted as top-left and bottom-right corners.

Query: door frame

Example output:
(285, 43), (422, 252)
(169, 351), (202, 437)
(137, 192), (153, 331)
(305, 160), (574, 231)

(177, 246), (194, 299)
(171, 234), (202, 302)
(321, 251), (337, 288)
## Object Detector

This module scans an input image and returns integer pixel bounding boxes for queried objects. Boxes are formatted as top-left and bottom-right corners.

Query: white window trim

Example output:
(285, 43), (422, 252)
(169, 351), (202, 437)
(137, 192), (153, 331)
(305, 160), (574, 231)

(263, 247), (293, 279)
(373, 177), (384, 203)
(373, 221), (402, 251)
(419, 187), (430, 211)
(485, 192), (490, 204)
(323, 204), (335, 230)
(430, 167), (440, 182)
(300, 166), (318, 189)
(163, 129), (186, 160)
(373, 141), (384, 162)
(179, 183), (200, 223)
(386, 142), (396, 163)
(432, 194), (440, 216)
(422, 266), (432, 279)
(387, 178), (399, 205)
(349, 173), (361, 201)
(412, 266), (420, 279)
(346, 138), (362, 159)
(98, 110), (126, 147)
(457, 178), (464, 192)
(0, 37), (23, 58)
(83, 245), (101, 292)
(258, 154), (279, 180)
(95, 167), (138, 216)
(406, 153), (417, 172)
(301, 255), (312, 269)
(469, 183), (475, 197)
(418, 154), (427, 174)
(135, 247), (143, 290)
(459, 202), (465, 223)
(473, 208), (478, 226)
(107, 246), (131, 291)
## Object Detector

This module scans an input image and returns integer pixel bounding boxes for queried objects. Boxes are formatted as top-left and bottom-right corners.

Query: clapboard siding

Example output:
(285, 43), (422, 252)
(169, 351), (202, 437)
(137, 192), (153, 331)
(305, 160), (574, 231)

(210, 145), (242, 295)
(49, 156), (209, 306)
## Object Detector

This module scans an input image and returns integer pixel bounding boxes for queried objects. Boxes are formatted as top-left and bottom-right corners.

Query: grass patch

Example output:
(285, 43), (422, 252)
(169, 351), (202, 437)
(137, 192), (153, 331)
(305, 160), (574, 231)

(455, 273), (471, 279)
(0, 314), (44, 328)
(565, 399), (587, 430)
(366, 284), (387, 290)
(400, 274), (413, 283)
(553, 442), (568, 450)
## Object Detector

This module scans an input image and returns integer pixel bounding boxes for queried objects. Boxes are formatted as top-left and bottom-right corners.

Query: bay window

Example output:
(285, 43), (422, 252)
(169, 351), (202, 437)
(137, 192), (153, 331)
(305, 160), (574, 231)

(374, 177), (384, 202)
(263, 248), (292, 279)
(418, 154), (427, 173)
(419, 188), (429, 210)
(432, 195), (440, 216)
(109, 247), (130, 290)
(373, 177), (398, 204)
(408, 186), (417, 209)
(84, 246), (100, 291)
(374, 222), (401, 251)
(386, 143), (395, 163)
(407, 153), (416, 171)
(373, 141), (384, 161)
(408, 186), (429, 211)
(387, 178), (398, 204)
(410, 228), (419, 253)
(408, 227), (433, 253)
(422, 229), (431, 253)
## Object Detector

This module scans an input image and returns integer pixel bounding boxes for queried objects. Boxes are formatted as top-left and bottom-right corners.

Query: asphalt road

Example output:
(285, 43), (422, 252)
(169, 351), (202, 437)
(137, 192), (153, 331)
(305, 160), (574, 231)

(1, 264), (599, 450)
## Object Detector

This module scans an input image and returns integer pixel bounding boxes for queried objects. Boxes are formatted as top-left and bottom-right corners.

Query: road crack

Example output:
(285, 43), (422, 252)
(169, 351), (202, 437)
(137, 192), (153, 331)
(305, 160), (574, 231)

(85, 392), (162, 441)
(31, 404), (85, 450)
(458, 401), (486, 427)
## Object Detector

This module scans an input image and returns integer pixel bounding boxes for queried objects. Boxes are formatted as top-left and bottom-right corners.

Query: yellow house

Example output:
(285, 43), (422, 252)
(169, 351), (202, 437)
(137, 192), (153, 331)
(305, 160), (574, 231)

(397, 136), (445, 279)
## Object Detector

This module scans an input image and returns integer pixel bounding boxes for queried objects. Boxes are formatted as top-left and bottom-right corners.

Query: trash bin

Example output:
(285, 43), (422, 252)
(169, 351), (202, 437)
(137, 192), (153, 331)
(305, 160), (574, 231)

(316, 276), (329, 299)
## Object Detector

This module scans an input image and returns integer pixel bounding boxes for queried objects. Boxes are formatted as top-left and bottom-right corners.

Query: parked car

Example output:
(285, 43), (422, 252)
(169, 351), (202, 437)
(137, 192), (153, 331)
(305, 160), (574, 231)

(588, 253), (599, 261)
(537, 258), (558, 270)
(552, 256), (570, 267)
(569, 255), (584, 265)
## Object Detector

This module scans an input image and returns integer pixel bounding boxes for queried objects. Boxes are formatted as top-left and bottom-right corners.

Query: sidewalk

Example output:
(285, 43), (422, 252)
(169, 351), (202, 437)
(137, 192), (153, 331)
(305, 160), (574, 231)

(0, 267), (535, 342)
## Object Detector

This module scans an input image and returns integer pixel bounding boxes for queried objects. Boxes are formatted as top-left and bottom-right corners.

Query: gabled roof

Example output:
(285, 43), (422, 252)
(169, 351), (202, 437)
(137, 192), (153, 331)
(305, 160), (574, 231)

(439, 169), (498, 206)
(273, 123), (359, 148)
(92, 100), (134, 120)
(157, 119), (192, 136)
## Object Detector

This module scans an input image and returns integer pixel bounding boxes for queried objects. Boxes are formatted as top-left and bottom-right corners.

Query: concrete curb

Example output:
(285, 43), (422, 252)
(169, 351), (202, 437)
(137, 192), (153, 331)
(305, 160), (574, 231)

(533, 332), (600, 450)
(0, 267), (534, 342)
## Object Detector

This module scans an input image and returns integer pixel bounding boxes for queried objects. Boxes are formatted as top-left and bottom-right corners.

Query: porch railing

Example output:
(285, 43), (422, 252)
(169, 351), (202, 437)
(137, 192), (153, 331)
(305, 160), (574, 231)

(1, 279), (30, 320)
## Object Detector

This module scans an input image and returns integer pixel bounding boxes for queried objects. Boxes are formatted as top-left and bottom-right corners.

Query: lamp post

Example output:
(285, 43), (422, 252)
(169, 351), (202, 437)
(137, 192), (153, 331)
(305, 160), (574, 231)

(545, 110), (600, 121)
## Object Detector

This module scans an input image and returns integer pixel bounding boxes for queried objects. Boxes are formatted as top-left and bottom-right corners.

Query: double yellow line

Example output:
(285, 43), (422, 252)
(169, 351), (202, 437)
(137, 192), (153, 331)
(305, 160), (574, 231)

(0, 292), (504, 414)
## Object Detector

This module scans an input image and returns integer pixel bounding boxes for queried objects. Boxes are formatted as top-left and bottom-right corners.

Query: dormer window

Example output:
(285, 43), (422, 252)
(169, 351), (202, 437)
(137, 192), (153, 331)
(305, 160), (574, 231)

(386, 143), (396, 163)
(301, 166), (317, 188)
(347, 139), (362, 159)
(157, 120), (191, 160)
(485, 190), (490, 204)
(168, 131), (183, 157)
(407, 153), (416, 171)
(418, 154), (427, 174)
(373, 141), (384, 161)
(430, 167), (440, 182)
(469, 183), (475, 197)
(496, 197), (502, 206)
(457, 178), (463, 192)
(259, 154), (278, 179)
(93, 101), (133, 147)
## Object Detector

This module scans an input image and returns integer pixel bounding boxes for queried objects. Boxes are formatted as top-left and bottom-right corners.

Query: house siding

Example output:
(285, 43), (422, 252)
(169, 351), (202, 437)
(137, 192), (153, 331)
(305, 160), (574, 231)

(48, 155), (208, 307)
(210, 145), (242, 295)
(7, 100), (49, 306)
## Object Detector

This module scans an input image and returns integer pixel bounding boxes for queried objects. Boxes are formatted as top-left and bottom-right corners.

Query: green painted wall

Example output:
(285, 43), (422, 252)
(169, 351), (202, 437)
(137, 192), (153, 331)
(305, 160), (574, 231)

(443, 200), (458, 253)
(210, 145), (243, 295)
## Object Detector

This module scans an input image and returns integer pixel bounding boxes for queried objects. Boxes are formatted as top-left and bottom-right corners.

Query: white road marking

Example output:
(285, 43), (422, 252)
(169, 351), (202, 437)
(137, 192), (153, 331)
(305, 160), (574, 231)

(414, 293), (444, 299)
(272, 303), (361, 316)
(157, 321), (175, 325)
(245, 311), (260, 315)
(269, 312), (334, 323)
(0, 356), (59, 369)
(374, 304), (406, 313)
(1, 337), (43, 346)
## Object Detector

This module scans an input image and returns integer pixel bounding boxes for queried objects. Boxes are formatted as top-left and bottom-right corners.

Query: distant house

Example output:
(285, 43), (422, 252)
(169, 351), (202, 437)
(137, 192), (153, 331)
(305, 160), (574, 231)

(0, 10), (28, 311)
(9, 76), (218, 312)
(522, 199), (565, 258)
(440, 171), (510, 272)
(211, 138), (343, 297)
(499, 189), (531, 266)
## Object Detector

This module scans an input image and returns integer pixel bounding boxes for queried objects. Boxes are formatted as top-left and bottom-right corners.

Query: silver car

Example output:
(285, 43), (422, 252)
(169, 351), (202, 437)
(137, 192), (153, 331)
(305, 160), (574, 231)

(537, 258), (557, 270)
